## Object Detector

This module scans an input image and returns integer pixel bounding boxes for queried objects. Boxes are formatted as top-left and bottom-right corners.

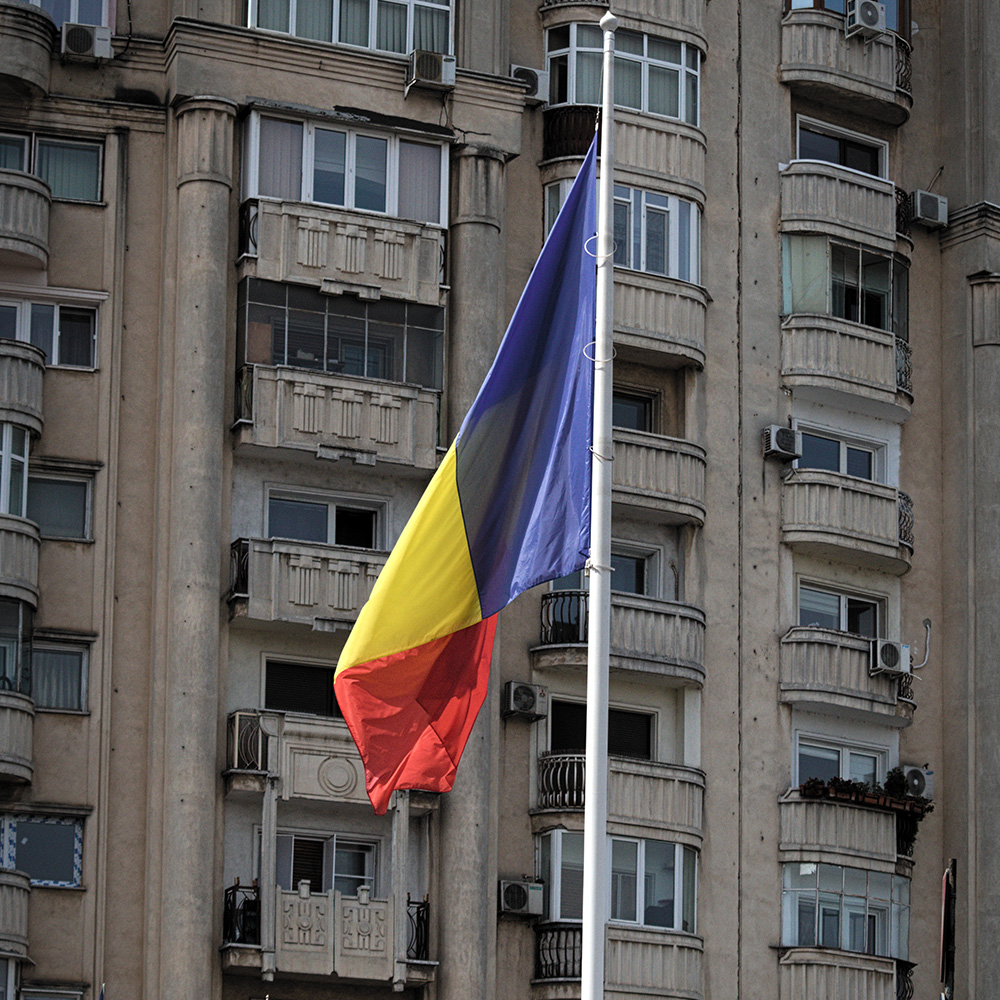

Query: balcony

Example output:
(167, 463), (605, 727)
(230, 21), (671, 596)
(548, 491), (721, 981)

(781, 471), (912, 574)
(534, 923), (703, 997)
(0, 1), (55, 96)
(539, 0), (706, 45)
(0, 691), (33, 785)
(779, 793), (898, 870)
(535, 755), (704, 842)
(221, 882), (433, 985)
(780, 162), (899, 251)
(612, 430), (706, 524)
(0, 340), (45, 437)
(0, 869), (29, 958)
(0, 516), (39, 607)
(781, 315), (912, 421)
(541, 105), (598, 161)
(239, 199), (445, 307)
(532, 591), (706, 685)
(614, 271), (707, 369)
(228, 538), (386, 630)
(0, 171), (51, 269)
(779, 948), (897, 1000)
(233, 365), (439, 471)
(779, 9), (911, 125)
(780, 627), (913, 726)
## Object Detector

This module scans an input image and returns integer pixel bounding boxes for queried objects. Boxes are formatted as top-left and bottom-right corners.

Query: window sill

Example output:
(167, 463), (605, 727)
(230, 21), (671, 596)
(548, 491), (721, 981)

(34, 707), (89, 716)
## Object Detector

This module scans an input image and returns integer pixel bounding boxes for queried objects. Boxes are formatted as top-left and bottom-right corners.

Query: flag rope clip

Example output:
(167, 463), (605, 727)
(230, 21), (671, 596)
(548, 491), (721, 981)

(584, 557), (614, 575)
(584, 234), (617, 263)
(583, 341), (616, 364)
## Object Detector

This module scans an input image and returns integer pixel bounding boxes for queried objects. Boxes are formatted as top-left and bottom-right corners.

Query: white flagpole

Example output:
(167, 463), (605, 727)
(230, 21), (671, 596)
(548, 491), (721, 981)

(582, 11), (616, 1000)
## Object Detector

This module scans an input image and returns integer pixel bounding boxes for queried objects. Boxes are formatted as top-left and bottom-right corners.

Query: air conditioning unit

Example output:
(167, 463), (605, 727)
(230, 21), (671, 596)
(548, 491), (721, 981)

(846, 0), (887, 38)
(405, 50), (456, 93)
(909, 190), (948, 229)
(499, 879), (544, 916)
(762, 424), (801, 462)
(61, 22), (113, 60)
(869, 639), (911, 676)
(900, 763), (934, 800)
(510, 64), (550, 105)
(502, 681), (548, 721)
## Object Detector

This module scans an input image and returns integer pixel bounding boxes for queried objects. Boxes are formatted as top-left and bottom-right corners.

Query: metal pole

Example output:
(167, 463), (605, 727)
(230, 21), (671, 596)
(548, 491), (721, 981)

(581, 12), (616, 1000)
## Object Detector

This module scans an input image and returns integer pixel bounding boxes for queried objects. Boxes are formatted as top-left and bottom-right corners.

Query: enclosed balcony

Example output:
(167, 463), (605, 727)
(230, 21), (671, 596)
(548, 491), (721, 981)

(238, 199), (446, 307)
(228, 538), (386, 630)
(0, 692), (33, 785)
(0, 341), (45, 438)
(0, 1), (55, 96)
(0, 171), (51, 269)
(614, 271), (707, 369)
(612, 431), (706, 524)
(0, 517), (40, 607)
(539, 0), (707, 45)
(779, 793), (898, 870)
(532, 591), (705, 685)
(0, 869), (29, 958)
(779, 948), (898, 1000)
(780, 161), (899, 251)
(779, 9), (912, 125)
(781, 315), (911, 421)
(233, 365), (439, 470)
(781, 471), (912, 574)
(780, 627), (913, 725)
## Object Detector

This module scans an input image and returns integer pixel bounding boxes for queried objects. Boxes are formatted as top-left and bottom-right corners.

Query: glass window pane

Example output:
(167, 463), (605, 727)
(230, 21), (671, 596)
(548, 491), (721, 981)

(645, 207), (667, 274)
(576, 24), (602, 47)
(40, 0), (71, 27)
(258, 118), (303, 200)
(862, 252), (891, 330)
(560, 832), (584, 920)
(313, 129), (346, 205)
(784, 862), (818, 890)
(893, 259), (909, 341)
(398, 141), (441, 223)
(613, 200), (630, 267)
(547, 25), (569, 50)
(576, 51), (602, 104)
(29, 304), (54, 359)
(413, 5), (448, 52)
(33, 647), (84, 710)
(7, 452), (23, 518)
(845, 597), (878, 637)
(614, 57), (642, 109)
(334, 506), (376, 548)
(783, 234), (827, 314)
(339, 0), (369, 46)
(817, 892), (841, 947)
(684, 69), (699, 125)
(643, 841), (675, 927)
(818, 864), (843, 892)
(27, 479), (88, 538)
(844, 896), (868, 951)
(612, 392), (651, 431)
(869, 872), (892, 900)
(256, 0), (290, 31)
(610, 839), (638, 921)
(265, 660), (338, 716)
(681, 846), (696, 933)
(376, 0), (406, 52)
(831, 244), (860, 321)
(354, 135), (387, 212)
(36, 141), (101, 201)
(846, 446), (873, 480)
(799, 586), (840, 629)
(296, 0), (333, 41)
(15, 819), (78, 884)
(799, 742), (840, 782)
(848, 752), (878, 786)
(844, 138), (880, 175)
(616, 29), (642, 54)
(608, 708), (651, 759)
(77, 0), (104, 24)
(57, 306), (95, 367)
(798, 127), (841, 163)
(677, 199), (692, 282)
(286, 309), (324, 369)
(648, 37), (681, 63)
(799, 432), (840, 471)
(794, 891), (817, 945)
(610, 553), (644, 595)
(0, 306), (17, 342)
(0, 136), (27, 171)
(268, 497), (328, 542)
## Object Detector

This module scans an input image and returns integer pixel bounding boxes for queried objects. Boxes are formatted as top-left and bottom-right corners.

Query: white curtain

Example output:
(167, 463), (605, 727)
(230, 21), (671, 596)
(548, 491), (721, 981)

(258, 118), (302, 200)
(36, 141), (100, 201)
(256, 0), (289, 31)
(376, 0), (406, 51)
(413, 4), (448, 53)
(614, 57), (642, 110)
(33, 648), (84, 710)
(296, 0), (333, 40)
(648, 65), (678, 118)
(398, 141), (440, 223)
(575, 51), (601, 104)
(338, 0), (369, 46)
(783, 234), (827, 314)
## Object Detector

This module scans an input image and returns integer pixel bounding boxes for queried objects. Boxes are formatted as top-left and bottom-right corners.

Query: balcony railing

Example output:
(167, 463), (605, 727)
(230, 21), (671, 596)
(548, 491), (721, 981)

(0, 515), (39, 607)
(0, 869), (29, 959)
(779, 948), (897, 1000)
(897, 490), (914, 550)
(895, 36), (912, 94)
(0, 170), (51, 269)
(407, 894), (430, 961)
(895, 958), (916, 1000)
(895, 338), (912, 395)
(780, 793), (898, 867)
(0, 691), (33, 785)
(0, 340), (45, 437)
(223, 882), (261, 946)
(894, 185), (912, 238)
(613, 270), (707, 368)
(537, 752), (585, 810)
(542, 106), (599, 160)
(612, 430), (706, 525)
(535, 922), (582, 980)
(226, 710), (267, 772)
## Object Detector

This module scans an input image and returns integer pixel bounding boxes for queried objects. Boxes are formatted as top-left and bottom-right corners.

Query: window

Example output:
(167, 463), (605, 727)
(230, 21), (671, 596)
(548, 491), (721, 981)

(795, 734), (886, 785)
(547, 24), (701, 125)
(549, 699), (653, 759)
(247, 113), (447, 225)
(21, 0), (106, 26)
(0, 426), (28, 518)
(0, 133), (102, 202)
(782, 863), (910, 958)
(539, 830), (696, 932)
(797, 429), (880, 481)
(0, 958), (17, 1000)
(238, 278), (444, 389)
(267, 491), (382, 547)
(32, 642), (88, 711)
(0, 815), (83, 887)
(274, 831), (376, 895)
(265, 660), (341, 717)
(27, 474), (92, 539)
(613, 186), (700, 283)
(0, 600), (31, 697)
(786, 0), (910, 37)
(247, 0), (451, 54)
(798, 583), (880, 637)
(553, 549), (651, 596)
(0, 297), (99, 368)
(612, 390), (653, 432)
(783, 235), (909, 339)
(796, 118), (887, 178)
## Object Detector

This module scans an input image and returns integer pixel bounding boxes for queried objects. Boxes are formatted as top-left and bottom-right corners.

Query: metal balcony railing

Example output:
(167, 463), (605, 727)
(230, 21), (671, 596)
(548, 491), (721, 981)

(542, 106), (599, 160)
(895, 36), (912, 94)
(537, 752), (585, 810)
(895, 338), (912, 394)
(895, 186), (912, 238)
(226, 711), (267, 772)
(895, 958), (916, 1000)
(897, 491), (914, 550)
(239, 199), (259, 257)
(235, 364), (254, 423)
(540, 590), (588, 645)
(229, 538), (250, 599)
(223, 882), (261, 945)
(535, 922), (582, 980)
(407, 895), (430, 961)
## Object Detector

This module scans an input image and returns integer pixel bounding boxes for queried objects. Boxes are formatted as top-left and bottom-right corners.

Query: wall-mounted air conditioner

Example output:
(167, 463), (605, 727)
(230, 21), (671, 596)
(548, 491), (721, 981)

(909, 190), (948, 229)
(846, 0), (887, 38)
(61, 23), (113, 60)
(869, 639), (911, 676)
(405, 50), (456, 94)
(900, 763), (934, 800)
(762, 424), (801, 462)
(502, 681), (548, 721)
(499, 879), (544, 916)
(510, 64), (550, 105)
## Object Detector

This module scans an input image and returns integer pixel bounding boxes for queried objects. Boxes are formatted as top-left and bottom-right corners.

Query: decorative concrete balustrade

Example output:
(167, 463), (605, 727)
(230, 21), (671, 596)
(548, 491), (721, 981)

(0, 869), (29, 958)
(614, 271), (707, 368)
(0, 515), (40, 607)
(0, 692), (34, 785)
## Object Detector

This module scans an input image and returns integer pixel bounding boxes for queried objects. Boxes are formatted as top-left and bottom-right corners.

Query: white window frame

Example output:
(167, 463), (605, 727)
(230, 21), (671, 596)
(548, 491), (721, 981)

(244, 112), (449, 226)
(794, 731), (889, 786)
(30, 135), (103, 203)
(608, 836), (695, 932)
(546, 24), (701, 125)
(613, 185), (701, 283)
(246, 0), (453, 55)
(0, 296), (99, 369)
(23, 0), (109, 26)
(794, 116), (889, 180)
(797, 580), (884, 637)
(0, 425), (29, 519)
(265, 486), (387, 548)
(32, 639), (90, 713)
(538, 829), (583, 922)
(27, 471), (94, 540)
(793, 422), (887, 483)
(0, 814), (83, 887)
(260, 827), (379, 895)
(551, 542), (660, 597)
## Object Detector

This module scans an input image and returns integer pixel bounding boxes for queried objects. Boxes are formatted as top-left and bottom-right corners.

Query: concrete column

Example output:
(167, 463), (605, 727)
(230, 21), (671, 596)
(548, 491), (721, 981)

(156, 96), (235, 1000)
(260, 714), (282, 979)
(436, 144), (506, 1000)
(392, 790), (411, 990)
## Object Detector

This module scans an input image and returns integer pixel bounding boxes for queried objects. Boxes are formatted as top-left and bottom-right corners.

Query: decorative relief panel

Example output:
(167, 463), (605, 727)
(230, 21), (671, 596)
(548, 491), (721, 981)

(335, 890), (394, 981)
(275, 886), (335, 975)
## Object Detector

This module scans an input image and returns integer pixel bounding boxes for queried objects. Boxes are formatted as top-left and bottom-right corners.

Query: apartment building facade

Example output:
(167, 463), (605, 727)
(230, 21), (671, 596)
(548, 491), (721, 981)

(0, 0), (995, 997)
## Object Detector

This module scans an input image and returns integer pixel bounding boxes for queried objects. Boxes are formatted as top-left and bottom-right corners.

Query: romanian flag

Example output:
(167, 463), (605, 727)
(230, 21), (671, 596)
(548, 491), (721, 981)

(335, 139), (598, 813)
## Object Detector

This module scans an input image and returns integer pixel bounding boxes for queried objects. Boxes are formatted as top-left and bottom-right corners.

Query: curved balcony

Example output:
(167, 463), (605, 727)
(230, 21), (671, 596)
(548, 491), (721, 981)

(532, 591), (705, 685)
(0, 516), (40, 607)
(0, 1), (55, 96)
(779, 948), (897, 1000)
(781, 315), (911, 421)
(781, 471), (912, 575)
(228, 537), (386, 630)
(233, 365), (439, 471)
(0, 340), (46, 437)
(780, 161), (900, 252)
(614, 271), (706, 368)
(0, 171), (51, 270)
(534, 922), (703, 997)
(780, 627), (913, 726)
(539, 0), (707, 49)
(780, 792), (898, 870)
(0, 869), (29, 958)
(535, 755), (704, 843)
(779, 10), (911, 125)
(0, 692), (34, 785)
(612, 430), (706, 525)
